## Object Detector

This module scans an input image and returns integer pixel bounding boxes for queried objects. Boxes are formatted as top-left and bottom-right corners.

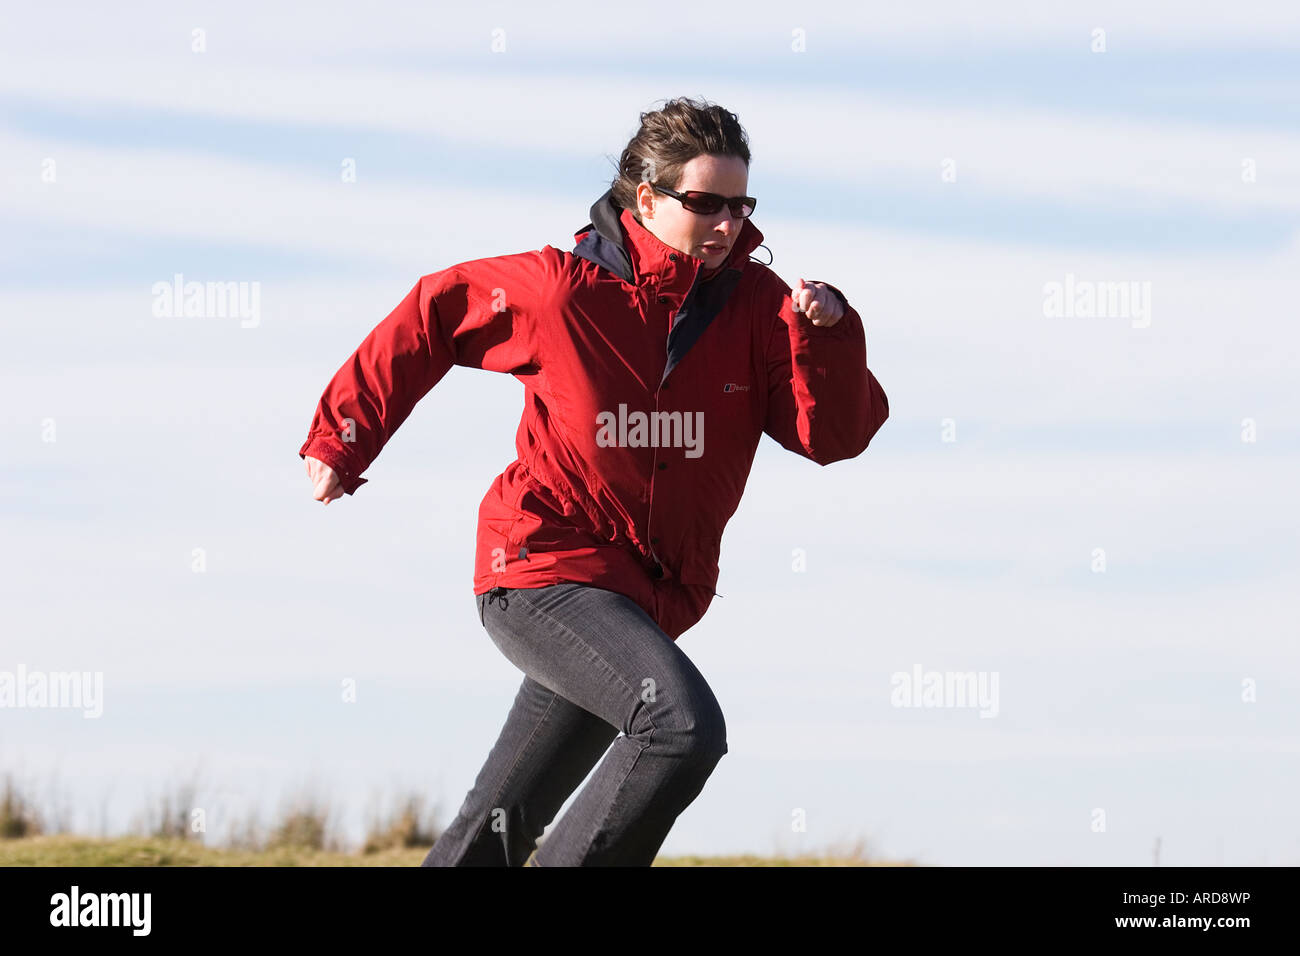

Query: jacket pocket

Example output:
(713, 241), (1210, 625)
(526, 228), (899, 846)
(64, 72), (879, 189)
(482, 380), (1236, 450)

(676, 529), (723, 596)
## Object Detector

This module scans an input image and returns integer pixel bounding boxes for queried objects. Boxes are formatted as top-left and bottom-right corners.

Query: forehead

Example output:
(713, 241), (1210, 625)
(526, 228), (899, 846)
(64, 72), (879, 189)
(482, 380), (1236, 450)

(677, 153), (748, 190)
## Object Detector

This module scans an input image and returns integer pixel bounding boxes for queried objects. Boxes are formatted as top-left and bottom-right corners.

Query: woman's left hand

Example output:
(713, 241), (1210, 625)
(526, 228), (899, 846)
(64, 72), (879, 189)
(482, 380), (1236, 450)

(792, 277), (844, 328)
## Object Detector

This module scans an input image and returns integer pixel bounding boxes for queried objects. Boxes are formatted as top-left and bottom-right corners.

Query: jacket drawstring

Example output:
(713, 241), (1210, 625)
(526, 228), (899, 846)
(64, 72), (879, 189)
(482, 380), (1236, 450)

(486, 587), (510, 611)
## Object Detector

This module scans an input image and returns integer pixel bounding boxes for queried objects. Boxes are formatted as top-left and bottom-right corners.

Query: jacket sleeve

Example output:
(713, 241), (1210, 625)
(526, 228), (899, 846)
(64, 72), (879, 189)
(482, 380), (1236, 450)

(298, 250), (556, 494)
(762, 278), (889, 465)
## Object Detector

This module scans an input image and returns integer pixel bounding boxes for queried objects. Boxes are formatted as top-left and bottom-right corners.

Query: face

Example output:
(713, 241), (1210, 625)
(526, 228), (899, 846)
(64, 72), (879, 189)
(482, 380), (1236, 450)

(636, 153), (749, 268)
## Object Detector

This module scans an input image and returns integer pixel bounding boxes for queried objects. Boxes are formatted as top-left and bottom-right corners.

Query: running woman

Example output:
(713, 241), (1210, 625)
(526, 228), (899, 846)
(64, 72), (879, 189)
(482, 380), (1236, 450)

(299, 97), (889, 866)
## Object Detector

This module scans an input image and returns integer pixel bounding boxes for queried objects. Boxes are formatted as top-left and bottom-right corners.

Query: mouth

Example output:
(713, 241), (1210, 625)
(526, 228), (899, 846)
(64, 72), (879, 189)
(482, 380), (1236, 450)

(701, 243), (728, 255)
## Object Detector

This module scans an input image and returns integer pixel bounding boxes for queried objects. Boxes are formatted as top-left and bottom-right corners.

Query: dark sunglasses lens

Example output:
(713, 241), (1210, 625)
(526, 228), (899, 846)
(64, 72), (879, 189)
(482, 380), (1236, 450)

(681, 191), (724, 215)
(730, 198), (755, 218)
(679, 191), (755, 218)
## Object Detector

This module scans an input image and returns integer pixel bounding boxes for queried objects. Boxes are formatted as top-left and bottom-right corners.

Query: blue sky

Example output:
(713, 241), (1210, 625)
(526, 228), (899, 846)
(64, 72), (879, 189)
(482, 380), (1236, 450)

(1, 1), (1298, 865)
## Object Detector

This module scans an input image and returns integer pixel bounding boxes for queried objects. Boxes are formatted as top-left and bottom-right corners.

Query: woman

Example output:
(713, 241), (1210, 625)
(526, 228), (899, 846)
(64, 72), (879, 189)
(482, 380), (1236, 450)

(299, 97), (889, 866)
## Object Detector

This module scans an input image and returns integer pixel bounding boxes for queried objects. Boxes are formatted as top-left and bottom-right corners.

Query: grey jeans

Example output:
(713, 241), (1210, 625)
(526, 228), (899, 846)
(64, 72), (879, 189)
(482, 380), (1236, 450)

(420, 582), (728, 866)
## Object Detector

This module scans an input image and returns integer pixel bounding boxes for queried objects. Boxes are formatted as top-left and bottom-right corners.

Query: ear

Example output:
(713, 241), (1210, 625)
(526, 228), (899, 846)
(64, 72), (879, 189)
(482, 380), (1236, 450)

(635, 180), (655, 220)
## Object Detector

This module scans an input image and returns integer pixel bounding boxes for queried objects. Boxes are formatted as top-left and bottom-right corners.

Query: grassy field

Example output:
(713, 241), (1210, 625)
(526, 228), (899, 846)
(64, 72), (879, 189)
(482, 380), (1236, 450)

(1, 775), (911, 866)
(0, 834), (912, 867)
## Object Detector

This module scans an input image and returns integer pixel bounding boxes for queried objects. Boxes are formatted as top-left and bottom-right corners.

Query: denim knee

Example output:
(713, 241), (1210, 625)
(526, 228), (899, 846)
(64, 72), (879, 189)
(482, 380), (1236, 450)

(695, 701), (728, 761)
(630, 695), (728, 762)
(697, 710), (729, 762)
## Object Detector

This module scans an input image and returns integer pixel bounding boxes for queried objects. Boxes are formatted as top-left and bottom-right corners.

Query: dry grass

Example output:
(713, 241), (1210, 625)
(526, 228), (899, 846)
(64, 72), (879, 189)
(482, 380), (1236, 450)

(0, 776), (44, 839)
(0, 833), (913, 867)
(0, 771), (915, 866)
(361, 793), (442, 854)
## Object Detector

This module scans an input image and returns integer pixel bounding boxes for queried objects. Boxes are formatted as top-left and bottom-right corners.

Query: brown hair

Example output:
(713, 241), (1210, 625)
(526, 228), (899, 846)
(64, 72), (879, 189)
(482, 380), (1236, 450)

(609, 97), (751, 224)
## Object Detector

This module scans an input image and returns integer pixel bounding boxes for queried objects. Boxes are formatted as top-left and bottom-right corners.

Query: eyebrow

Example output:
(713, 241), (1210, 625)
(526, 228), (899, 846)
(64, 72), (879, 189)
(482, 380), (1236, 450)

(679, 188), (750, 197)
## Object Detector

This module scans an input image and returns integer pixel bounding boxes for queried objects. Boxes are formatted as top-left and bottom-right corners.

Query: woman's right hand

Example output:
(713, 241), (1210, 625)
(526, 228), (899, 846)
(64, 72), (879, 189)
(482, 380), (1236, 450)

(305, 456), (344, 505)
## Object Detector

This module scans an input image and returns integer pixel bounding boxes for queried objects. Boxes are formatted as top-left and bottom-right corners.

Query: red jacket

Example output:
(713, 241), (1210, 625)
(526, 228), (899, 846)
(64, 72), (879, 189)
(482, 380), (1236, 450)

(299, 188), (889, 640)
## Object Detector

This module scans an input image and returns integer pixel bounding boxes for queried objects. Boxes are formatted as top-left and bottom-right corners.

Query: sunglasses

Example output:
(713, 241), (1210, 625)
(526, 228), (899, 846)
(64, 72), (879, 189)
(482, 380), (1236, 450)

(651, 184), (756, 219)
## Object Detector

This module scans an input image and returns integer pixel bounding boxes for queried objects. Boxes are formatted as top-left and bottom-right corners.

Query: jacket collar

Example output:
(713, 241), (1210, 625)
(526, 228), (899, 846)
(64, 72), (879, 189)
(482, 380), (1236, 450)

(572, 187), (765, 290)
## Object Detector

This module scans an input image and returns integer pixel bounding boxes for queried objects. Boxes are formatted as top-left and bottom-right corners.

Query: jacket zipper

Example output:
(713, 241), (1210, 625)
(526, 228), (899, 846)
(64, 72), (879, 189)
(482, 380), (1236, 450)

(644, 262), (722, 600)
(646, 385), (665, 580)
(644, 280), (670, 582)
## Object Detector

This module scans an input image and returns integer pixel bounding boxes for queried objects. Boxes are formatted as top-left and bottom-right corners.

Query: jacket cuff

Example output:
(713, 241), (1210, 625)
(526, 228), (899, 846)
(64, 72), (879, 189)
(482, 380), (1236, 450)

(298, 436), (369, 495)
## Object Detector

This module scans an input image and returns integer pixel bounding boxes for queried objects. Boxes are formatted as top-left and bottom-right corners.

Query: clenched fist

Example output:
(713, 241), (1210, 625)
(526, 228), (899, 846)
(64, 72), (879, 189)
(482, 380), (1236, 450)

(792, 277), (845, 328)
(305, 455), (344, 505)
